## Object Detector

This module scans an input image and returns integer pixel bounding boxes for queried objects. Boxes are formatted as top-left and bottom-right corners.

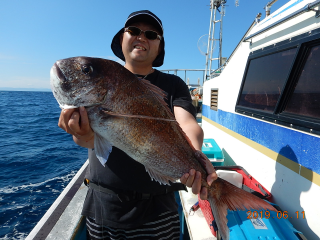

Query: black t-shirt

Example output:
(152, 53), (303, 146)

(81, 70), (196, 228)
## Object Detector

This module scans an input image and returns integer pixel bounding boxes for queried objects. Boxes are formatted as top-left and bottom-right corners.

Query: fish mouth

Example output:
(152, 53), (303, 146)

(50, 62), (105, 110)
(50, 62), (78, 109)
(51, 61), (66, 82)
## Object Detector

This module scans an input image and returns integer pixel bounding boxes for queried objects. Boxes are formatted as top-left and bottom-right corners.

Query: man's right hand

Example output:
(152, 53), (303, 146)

(58, 106), (94, 148)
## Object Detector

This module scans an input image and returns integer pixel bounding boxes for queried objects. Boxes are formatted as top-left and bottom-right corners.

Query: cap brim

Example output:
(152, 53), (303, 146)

(125, 14), (163, 35)
(111, 28), (126, 62)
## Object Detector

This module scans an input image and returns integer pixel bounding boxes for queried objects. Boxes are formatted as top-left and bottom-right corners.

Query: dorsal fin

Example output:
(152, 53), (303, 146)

(140, 79), (167, 99)
(140, 79), (175, 120)
(140, 79), (198, 154)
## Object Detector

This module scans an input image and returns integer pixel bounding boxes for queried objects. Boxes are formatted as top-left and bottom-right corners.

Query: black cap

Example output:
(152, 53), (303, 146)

(111, 10), (165, 67)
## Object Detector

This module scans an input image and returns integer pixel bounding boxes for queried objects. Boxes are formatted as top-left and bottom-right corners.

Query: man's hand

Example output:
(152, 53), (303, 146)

(58, 106), (94, 148)
(174, 106), (218, 200)
(180, 162), (217, 200)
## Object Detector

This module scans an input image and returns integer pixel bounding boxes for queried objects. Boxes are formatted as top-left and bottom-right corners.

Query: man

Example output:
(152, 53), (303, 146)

(58, 10), (217, 240)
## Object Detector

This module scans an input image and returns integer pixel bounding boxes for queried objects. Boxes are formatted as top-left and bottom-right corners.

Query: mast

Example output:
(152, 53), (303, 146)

(219, 1), (226, 68)
(203, 0), (228, 82)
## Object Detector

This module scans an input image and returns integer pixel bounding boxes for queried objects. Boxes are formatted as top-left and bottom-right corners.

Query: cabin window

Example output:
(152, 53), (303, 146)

(235, 30), (320, 134)
(237, 48), (297, 112)
(283, 45), (320, 119)
(211, 88), (218, 111)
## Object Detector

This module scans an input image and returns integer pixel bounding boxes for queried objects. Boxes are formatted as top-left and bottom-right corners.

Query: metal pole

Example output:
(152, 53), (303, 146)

(202, 71), (205, 85)
(245, 0), (320, 41)
(265, 0), (278, 17)
(218, 1), (226, 68)
(208, 5), (217, 79)
(185, 70), (187, 83)
(204, 0), (215, 83)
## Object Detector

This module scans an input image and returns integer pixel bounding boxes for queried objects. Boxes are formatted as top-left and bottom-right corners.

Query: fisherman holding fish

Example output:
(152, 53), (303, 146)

(56, 10), (217, 239)
(53, 9), (278, 240)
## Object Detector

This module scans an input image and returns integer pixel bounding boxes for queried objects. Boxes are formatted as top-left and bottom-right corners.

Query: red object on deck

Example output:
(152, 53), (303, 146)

(198, 165), (273, 236)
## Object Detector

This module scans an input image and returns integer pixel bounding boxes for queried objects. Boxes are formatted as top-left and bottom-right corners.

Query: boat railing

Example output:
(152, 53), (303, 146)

(245, 0), (320, 41)
(160, 69), (205, 86)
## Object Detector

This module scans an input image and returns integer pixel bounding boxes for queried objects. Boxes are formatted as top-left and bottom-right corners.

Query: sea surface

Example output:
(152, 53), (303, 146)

(0, 91), (87, 239)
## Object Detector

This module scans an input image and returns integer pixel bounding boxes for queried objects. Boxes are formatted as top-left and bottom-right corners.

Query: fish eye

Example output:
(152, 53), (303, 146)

(81, 65), (93, 75)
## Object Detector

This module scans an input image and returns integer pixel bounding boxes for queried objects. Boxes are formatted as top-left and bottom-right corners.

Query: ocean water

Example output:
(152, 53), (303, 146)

(0, 91), (88, 240)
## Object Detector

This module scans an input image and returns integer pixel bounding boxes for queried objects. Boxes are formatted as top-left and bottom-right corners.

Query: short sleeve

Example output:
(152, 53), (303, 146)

(172, 78), (197, 119)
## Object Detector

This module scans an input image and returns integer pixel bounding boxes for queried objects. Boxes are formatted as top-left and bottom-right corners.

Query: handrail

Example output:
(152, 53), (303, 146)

(244, 0), (320, 41)
(159, 69), (205, 85)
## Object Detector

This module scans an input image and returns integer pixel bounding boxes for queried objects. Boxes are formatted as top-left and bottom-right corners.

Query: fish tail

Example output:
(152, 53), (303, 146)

(207, 178), (277, 240)
(207, 197), (229, 240)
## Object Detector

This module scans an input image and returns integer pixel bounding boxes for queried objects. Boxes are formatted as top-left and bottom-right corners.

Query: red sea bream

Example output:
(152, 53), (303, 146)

(50, 56), (277, 240)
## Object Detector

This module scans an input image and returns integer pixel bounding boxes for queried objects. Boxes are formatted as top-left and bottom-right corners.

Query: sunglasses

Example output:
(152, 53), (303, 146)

(124, 26), (162, 41)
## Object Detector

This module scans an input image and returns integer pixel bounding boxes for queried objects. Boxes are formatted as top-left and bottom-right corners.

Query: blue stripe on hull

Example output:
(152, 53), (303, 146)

(202, 105), (320, 175)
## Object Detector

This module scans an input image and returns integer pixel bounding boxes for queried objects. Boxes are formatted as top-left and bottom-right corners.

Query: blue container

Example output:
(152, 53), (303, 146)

(202, 139), (224, 166)
(225, 202), (306, 240)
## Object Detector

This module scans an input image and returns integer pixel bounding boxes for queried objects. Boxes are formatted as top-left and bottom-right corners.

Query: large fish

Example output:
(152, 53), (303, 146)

(50, 56), (276, 240)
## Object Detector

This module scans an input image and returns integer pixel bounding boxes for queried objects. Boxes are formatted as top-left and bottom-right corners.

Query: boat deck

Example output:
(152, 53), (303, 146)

(179, 189), (216, 240)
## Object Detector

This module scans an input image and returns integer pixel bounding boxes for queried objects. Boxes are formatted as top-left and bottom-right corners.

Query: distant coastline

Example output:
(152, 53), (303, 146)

(0, 87), (51, 92)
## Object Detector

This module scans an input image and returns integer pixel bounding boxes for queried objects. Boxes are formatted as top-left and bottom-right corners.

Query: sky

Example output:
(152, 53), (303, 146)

(0, 0), (288, 89)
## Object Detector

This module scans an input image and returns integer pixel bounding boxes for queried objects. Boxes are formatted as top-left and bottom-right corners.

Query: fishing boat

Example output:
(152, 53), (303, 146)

(26, 0), (320, 239)
(201, 0), (320, 239)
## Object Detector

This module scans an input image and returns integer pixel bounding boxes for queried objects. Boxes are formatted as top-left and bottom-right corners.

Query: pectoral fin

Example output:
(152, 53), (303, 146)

(94, 133), (113, 166)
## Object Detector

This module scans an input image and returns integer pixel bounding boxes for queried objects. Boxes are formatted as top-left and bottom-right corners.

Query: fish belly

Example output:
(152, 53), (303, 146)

(89, 110), (203, 182)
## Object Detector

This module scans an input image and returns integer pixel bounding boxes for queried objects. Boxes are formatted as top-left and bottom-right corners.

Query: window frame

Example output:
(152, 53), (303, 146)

(235, 29), (320, 135)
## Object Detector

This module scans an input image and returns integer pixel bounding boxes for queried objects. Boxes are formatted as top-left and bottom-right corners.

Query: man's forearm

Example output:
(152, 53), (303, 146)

(173, 106), (204, 150)
(181, 123), (204, 150)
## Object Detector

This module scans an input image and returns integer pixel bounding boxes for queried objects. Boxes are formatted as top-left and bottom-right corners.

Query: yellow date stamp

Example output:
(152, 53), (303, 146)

(247, 210), (305, 219)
